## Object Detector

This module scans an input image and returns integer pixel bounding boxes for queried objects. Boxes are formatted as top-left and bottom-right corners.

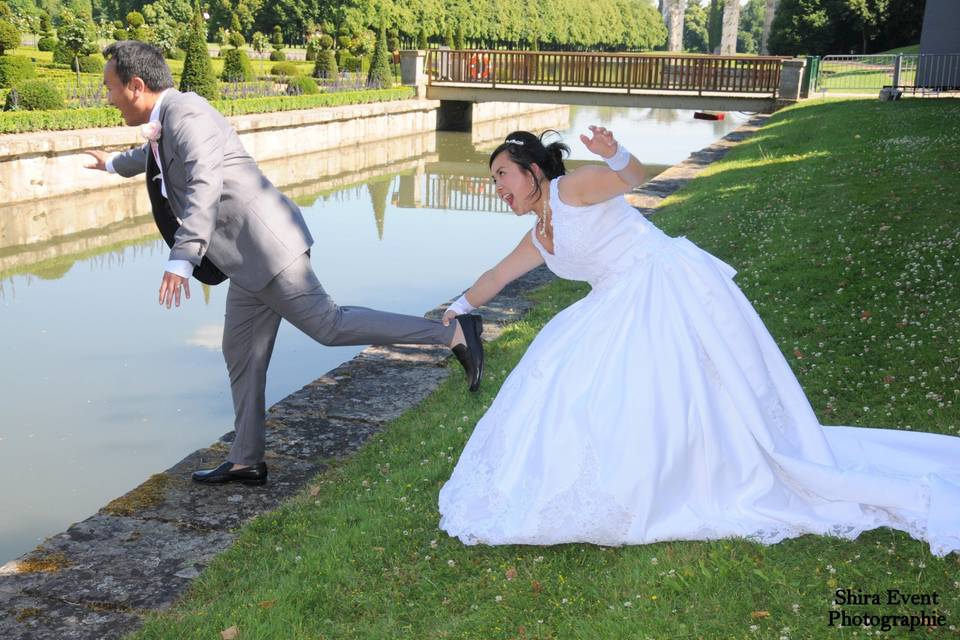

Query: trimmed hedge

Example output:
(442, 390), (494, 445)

(0, 87), (415, 133)
(52, 43), (74, 66)
(268, 49), (285, 62)
(37, 36), (57, 52)
(313, 49), (338, 80)
(0, 55), (35, 88)
(211, 86), (413, 116)
(270, 61), (299, 76)
(0, 106), (121, 132)
(4, 79), (65, 110)
(285, 75), (318, 95)
(0, 20), (20, 55)
(220, 48), (255, 82)
(73, 54), (104, 74)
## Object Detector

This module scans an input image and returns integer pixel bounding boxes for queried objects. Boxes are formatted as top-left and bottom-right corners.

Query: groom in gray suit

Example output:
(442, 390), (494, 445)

(84, 41), (484, 486)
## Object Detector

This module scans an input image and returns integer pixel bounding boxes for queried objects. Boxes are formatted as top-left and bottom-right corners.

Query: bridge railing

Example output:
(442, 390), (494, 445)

(426, 50), (785, 96)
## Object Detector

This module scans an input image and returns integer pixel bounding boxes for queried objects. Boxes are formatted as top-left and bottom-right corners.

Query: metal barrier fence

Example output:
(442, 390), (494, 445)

(815, 54), (960, 95)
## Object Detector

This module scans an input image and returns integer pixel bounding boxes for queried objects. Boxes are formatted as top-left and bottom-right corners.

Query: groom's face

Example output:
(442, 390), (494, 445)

(103, 60), (150, 126)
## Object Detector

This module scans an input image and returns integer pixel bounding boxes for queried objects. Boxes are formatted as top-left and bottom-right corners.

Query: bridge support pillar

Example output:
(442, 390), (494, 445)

(437, 100), (473, 132)
(400, 50), (428, 98)
(777, 58), (807, 106)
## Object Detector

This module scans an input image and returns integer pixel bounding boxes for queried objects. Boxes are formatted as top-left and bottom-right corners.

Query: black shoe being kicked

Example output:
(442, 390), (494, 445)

(452, 313), (484, 392)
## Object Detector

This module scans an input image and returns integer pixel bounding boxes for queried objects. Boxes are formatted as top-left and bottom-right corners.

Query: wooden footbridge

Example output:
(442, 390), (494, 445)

(415, 50), (806, 114)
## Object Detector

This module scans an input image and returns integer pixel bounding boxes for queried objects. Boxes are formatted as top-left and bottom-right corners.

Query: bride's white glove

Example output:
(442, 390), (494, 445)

(579, 125), (630, 171)
(442, 294), (475, 326)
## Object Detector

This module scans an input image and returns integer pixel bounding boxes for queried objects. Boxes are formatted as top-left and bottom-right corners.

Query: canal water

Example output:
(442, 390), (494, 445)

(0, 105), (748, 563)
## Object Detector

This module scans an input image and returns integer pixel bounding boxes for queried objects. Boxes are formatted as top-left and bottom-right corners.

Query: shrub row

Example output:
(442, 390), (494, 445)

(0, 86), (415, 133)
(211, 86), (413, 116)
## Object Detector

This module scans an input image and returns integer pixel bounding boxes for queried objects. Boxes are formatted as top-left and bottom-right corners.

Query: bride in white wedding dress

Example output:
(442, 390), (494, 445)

(437, 126), (960, 556)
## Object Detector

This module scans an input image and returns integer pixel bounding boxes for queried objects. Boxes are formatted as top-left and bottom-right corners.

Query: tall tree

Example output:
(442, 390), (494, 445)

(719, 0), (739, 54)
(665, 0), (686, 52)
(683, 0), (709, 53)
(847, 0), (890, 54)
(707, 0), (722, 53)
(760, 0), (778, 54)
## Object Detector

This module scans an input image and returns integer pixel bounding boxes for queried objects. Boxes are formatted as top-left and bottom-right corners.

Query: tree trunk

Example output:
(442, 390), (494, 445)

(760, 0), (778, 55)
(666, 0), (687, 52)
(720, 0), (740, 55)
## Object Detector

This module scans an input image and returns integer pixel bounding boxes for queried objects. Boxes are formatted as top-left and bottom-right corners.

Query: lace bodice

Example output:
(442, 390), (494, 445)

(531, 177), (666, 288)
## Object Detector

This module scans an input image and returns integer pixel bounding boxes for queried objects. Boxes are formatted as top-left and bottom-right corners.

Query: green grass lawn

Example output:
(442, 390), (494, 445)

(131, 98), (960, 639)
(879, 44), (921, 55)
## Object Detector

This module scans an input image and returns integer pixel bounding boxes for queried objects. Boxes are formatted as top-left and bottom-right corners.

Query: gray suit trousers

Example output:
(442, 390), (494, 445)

(223, 251), (456, 464)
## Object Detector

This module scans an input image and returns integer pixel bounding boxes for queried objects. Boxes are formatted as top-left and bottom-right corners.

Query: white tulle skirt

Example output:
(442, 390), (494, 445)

(438, 235), (960, 556)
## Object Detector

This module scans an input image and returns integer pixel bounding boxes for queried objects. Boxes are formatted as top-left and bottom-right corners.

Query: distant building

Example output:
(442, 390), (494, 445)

(918, 0), (960, 88)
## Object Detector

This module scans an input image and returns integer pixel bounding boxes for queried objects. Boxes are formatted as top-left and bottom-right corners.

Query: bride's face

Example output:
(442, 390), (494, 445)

(490, 152), (542, 215)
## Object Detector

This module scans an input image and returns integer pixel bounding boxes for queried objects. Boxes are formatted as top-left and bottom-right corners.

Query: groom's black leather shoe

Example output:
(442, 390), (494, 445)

(192, 461), (268, 486)
(452, 314), (484, 392)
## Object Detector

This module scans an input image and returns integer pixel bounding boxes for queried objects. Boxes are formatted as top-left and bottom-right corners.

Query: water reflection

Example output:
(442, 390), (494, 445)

(0, 105), (748, 563)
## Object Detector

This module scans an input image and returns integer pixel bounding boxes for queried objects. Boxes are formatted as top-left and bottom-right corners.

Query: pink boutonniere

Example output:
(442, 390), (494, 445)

(140, 121), (162, 142)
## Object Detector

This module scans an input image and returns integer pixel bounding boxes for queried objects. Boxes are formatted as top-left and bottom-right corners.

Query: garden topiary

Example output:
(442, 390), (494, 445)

(0, 19), (19, 55)
(52, 42), (73, 65)
(4, 79), (64, 110)
(37, 36), (57, 51)
(180, 5), (218, 100)
(166, 47), (185, 60)
(73, 54), (103, 73)
(269, 61), (298, 76)
(313, 47), (337, 80)
(285, 75), (318, 95)
(0, 55), (34, 88)
(366, 24), (392, 88)
(269, 49), (285, 62)
(220, 47), (255, 82)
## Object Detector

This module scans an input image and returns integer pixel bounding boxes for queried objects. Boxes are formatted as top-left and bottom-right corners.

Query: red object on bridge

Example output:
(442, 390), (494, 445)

(694, 111), (726, 121)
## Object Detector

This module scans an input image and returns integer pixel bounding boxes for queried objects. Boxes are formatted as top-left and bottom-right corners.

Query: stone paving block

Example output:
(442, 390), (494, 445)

(99, 448), (323, 531)
(0, 591), (141, 640)
(264, 416), (382, 462)
(1, 514), (233, 611)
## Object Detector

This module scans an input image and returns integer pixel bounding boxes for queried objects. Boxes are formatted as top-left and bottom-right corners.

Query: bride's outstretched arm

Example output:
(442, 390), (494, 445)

(442, 232), (545, 325)
(560, 125), (645, 206)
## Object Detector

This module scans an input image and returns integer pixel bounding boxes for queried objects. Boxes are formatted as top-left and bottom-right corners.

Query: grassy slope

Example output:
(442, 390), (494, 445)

(131, 98), (960, 639)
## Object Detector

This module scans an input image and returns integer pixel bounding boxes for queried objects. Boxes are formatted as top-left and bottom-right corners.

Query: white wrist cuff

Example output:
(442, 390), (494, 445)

(604, 143), (631, 172)
(447, 294), (475, 316)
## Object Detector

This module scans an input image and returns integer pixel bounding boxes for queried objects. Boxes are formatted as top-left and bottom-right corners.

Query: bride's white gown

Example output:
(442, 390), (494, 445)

(438, 177), (960, 556)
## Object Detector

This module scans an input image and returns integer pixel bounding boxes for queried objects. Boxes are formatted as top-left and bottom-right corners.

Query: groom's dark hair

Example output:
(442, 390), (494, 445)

(103, 40), (174, 92)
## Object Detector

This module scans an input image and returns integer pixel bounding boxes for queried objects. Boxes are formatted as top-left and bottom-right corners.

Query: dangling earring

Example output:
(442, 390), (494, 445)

(539, 192), (549, 237)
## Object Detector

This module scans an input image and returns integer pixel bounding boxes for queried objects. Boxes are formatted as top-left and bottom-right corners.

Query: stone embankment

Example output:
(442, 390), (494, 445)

(0, 115), (767, 640)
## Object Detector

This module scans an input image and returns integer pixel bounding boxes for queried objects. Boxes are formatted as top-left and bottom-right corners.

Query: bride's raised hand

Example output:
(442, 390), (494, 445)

(579, 125), (618, 160)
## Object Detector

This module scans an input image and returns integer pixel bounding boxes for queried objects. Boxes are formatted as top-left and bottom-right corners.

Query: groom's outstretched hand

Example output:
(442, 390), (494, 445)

(159, 271), (191, 309)
(82, 150), (109, 172)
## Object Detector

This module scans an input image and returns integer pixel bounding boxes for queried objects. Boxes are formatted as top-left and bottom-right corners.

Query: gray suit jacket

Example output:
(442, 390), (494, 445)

(112, 89), (313, 291)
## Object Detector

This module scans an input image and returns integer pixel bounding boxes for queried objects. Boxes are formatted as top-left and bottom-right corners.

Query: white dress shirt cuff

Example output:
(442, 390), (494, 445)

(164, 259), (195, 279)
(105, 156), (117, 174)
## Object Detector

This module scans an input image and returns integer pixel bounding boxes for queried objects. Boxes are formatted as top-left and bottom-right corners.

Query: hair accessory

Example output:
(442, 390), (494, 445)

(505, 138), (525, 146)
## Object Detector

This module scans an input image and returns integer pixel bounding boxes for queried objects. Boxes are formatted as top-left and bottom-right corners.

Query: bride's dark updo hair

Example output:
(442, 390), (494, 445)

(489, 130), (570, 202)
